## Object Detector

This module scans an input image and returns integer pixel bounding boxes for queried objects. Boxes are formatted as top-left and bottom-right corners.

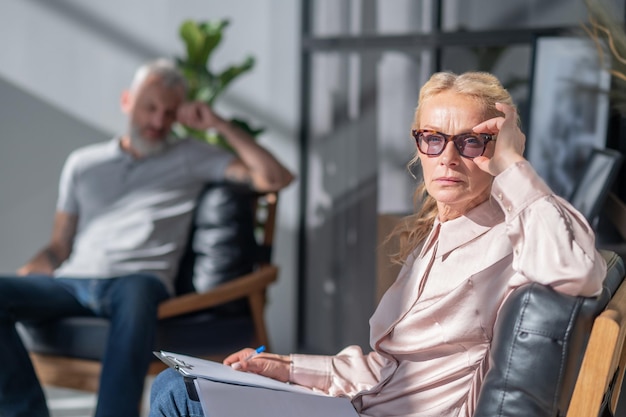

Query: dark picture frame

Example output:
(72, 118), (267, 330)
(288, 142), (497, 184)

(526, 36), (611, 198)
(569, 148), (623, 225)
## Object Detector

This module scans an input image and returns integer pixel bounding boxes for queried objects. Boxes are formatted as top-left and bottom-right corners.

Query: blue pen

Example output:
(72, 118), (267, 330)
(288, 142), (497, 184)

(231, 345), (266, 369)
(246, 345), (266, 360)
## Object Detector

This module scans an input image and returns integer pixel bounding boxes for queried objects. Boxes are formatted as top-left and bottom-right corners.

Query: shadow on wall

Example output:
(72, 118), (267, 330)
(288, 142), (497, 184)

(0, 77), (110, 272)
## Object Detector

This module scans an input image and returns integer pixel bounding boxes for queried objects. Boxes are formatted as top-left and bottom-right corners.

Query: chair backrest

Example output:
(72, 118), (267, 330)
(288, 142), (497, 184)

(154, 184), (280, 356)
(474, 250), (626, 417)
(252, 190), (278, 266)
(175, 182), (278, 296)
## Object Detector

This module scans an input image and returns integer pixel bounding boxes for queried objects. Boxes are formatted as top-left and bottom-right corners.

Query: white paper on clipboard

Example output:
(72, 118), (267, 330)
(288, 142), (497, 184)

(154, 351), (359, 417)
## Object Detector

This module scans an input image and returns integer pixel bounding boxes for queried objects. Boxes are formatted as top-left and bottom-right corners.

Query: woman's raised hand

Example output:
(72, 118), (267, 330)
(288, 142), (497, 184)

(472, 102), (526, 176)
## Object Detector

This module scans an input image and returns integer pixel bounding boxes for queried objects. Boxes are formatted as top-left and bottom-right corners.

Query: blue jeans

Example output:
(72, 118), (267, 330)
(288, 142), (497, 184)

(150, 369), (205, 417)
(0, 273), (169, 417)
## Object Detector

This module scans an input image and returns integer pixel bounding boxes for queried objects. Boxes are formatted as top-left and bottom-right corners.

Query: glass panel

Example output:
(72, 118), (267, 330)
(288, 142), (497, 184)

(310, 0), (429, 36)
(442, 0), (591, 31)
(302, 50), (430, 354)
(440, 45), (533, 128)
(303, 50), (378, 354)
(309, 0), (616, 36)
(377, 52), (426, 213)
(376, 0), (430, 35)
(310, 0), (353, 37)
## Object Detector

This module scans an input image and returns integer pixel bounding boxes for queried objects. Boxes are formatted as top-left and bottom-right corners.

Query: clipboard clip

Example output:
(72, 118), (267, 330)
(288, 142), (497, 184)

(154, 351), (195, 371)
(153, 352), (199, 402)
(166, 355), (194, 370)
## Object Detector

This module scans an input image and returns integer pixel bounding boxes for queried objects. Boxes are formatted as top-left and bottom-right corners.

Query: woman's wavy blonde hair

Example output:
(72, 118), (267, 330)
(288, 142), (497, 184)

(388, 71), (517, 264)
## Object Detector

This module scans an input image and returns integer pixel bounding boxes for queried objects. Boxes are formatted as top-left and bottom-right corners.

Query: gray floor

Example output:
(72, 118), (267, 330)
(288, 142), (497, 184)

(45, 387), (96, 417)
(44, 377), (153, 417)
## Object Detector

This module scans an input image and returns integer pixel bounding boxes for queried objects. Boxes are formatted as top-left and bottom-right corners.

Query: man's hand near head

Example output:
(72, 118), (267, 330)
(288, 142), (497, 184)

(177, 101), (295, 193)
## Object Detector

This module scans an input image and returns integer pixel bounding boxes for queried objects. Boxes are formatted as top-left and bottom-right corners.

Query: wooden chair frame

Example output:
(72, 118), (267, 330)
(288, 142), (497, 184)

(566, 193), (626, 416)
(567, 272), (626, 416)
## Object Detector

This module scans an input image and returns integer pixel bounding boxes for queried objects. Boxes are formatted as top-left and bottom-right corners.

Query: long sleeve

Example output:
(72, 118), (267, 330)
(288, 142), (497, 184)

(492, 160), (605, 296)
(289, 346), (390, 397)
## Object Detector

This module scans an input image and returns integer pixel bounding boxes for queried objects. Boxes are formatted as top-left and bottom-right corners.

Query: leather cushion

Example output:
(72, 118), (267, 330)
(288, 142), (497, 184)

(18, 314), (255, 360)
(175, 182), (258, 295)
(474, 250), (625, 417)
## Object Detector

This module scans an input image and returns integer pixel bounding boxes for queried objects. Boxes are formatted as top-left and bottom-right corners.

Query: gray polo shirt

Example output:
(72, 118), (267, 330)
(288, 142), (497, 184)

(54, 137), (234, 294)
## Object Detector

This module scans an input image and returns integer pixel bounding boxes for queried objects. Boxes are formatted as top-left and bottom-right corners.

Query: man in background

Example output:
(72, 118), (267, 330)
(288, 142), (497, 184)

(0, 58), (293, 417)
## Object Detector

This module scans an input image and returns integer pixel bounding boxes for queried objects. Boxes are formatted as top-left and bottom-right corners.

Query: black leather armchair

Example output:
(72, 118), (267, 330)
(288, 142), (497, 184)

(475, 250), (626, 417)
(18, 182), (279, 392)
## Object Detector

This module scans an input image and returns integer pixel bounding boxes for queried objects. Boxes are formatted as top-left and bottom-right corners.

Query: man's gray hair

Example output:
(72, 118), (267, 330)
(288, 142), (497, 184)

(130, 58), (188, 93)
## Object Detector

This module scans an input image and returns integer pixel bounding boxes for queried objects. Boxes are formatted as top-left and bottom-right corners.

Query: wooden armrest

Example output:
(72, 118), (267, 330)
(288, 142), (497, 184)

(158, 265), (278, 319)
(566, 277), (626, 417)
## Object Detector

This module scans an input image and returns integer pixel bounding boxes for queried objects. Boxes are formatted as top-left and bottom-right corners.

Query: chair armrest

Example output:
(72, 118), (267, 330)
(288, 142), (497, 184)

(158, 265), (278, 319)
(566, 272), (626, 416)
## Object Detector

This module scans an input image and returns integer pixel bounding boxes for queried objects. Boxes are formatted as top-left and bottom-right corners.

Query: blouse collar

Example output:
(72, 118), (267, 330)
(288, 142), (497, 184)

(433, 197), (504, 259)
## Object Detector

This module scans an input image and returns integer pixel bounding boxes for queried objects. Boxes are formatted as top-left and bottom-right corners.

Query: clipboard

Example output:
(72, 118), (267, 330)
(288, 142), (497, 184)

(154, 351), (360, 417)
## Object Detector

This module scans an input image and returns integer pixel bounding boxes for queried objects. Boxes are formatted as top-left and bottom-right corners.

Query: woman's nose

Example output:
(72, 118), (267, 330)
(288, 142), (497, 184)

(439, 141), (460, 166)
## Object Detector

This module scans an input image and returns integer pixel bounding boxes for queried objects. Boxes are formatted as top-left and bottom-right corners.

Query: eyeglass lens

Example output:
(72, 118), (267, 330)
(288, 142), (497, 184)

(414, 130), (490, 158)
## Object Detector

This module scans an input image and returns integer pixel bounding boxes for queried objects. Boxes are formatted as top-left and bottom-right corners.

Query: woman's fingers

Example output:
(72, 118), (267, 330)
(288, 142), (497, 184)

(223, 349), (290, 382)
(472, 116), (503, 134)
(237, 353), (291, 382)
(472, 102), (515, 134)
(223, 348), (255, 367)
(473, 102), (526, 176)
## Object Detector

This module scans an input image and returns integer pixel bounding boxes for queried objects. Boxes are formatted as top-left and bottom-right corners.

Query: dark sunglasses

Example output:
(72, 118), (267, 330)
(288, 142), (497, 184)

(411, 129), (495, 159)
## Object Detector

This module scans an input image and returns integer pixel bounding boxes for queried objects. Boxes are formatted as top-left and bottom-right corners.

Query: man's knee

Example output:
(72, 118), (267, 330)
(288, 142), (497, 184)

(117, 274), (169, 304)
(0, 276), (47, 318)
(0, 276), (25, 304)
(107, 274), (169, 318)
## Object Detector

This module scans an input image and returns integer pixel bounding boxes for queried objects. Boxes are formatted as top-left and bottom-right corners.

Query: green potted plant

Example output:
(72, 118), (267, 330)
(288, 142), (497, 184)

(173, 19), (264, 151)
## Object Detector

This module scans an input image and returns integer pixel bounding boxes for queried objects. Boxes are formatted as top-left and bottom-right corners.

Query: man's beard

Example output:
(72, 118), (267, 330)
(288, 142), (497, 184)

(128, 125), (171, 157)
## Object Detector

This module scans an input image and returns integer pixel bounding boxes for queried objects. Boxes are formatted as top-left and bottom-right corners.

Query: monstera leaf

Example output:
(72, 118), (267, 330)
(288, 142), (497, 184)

(174, 19), (262, 149)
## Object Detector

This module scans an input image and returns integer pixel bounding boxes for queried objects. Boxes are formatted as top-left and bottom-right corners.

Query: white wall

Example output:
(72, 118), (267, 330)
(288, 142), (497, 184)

(0, 0), (301, 353)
